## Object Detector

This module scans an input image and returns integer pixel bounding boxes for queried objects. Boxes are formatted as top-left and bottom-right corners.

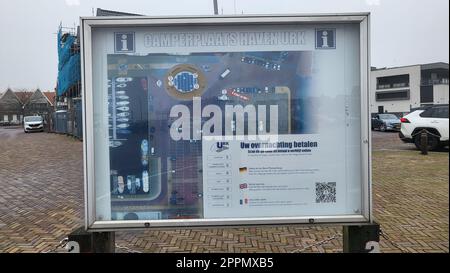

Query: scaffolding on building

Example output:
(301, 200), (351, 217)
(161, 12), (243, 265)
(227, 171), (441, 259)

(54, 24), (82, 139)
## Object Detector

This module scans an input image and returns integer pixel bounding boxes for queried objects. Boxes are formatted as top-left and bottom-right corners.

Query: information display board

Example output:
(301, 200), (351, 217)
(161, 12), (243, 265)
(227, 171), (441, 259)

(81, 14), (371, 230)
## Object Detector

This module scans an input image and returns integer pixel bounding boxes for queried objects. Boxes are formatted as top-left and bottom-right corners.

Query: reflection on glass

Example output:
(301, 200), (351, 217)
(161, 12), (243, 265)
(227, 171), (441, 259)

(104, 50), (360, 221)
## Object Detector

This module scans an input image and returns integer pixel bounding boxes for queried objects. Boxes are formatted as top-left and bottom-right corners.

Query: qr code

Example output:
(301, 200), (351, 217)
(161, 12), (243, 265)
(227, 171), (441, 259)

(315, 182), (336, 203)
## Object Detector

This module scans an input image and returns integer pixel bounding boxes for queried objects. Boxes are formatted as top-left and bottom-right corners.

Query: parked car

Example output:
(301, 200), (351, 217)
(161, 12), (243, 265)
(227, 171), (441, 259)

(220, 68), (231, 79)
(371, 113), (401, 131)
(240, 56), (254, 64)
(23, 115), (44, 133)
(399, 104), (449, 151)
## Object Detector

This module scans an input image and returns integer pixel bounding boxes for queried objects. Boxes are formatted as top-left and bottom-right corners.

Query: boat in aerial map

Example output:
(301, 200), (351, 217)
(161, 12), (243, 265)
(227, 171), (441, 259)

(117, 106), (130, 111)
(117, 112), (130, 117)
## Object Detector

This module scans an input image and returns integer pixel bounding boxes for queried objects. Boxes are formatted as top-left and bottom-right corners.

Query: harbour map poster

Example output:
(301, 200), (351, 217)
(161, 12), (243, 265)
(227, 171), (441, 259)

(88, 22), (366, 224)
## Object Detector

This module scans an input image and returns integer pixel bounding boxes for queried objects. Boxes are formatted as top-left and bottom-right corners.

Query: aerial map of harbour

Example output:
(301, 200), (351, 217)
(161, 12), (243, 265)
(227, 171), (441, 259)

(106, 50), (317, 220)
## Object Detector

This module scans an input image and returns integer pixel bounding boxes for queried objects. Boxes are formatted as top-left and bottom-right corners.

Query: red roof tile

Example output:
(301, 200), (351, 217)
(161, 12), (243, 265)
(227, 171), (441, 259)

(14, 91), (34, 104)
(42, 92), (56, 106)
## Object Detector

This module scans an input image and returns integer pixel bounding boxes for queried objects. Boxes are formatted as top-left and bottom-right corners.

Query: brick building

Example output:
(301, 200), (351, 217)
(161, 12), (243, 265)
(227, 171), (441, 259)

(0, 88), (55, 126)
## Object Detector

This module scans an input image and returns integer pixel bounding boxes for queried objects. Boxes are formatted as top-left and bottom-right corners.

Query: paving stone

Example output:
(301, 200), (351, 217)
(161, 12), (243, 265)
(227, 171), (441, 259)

(0, 128), (448, 253)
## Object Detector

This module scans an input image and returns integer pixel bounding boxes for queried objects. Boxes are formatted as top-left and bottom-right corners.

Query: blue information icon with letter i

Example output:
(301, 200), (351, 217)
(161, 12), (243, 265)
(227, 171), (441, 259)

(316, 29), (336, 49)
(115, 32), (135, 53)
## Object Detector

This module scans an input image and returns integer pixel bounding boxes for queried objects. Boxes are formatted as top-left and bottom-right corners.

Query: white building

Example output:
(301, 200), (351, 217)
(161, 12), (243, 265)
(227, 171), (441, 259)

(370, 62), (449, 116)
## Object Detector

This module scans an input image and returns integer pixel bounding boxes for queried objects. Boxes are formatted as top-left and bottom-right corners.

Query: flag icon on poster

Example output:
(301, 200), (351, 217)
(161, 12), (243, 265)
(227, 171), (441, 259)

(239, 199), (249, 205)
(239, 167), (247, 174)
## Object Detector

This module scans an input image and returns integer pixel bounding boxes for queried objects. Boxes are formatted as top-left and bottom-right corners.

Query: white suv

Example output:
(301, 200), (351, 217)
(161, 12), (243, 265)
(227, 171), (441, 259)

(399, 105), (449, 150)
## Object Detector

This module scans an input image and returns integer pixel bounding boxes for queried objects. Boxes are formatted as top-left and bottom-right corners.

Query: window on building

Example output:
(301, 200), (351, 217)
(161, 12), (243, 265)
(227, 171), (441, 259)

(375, 90), (410, 101)
(420, 86), (433, 103)
(421, 68), (449, 86)
(377, 74), (410, 90)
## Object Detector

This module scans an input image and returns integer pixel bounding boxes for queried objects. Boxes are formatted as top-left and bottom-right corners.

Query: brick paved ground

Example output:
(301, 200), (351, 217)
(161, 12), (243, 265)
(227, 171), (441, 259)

(0, 127), (448, 253)
(371, 130), (449, 151)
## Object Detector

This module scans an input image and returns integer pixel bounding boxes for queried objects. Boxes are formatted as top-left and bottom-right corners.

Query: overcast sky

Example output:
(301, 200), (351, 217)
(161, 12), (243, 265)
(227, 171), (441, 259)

(0, 0), (448, 91)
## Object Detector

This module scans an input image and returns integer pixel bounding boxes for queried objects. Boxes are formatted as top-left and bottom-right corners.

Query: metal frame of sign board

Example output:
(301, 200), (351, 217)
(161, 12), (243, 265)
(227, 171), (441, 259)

(81, 13), (371, 231)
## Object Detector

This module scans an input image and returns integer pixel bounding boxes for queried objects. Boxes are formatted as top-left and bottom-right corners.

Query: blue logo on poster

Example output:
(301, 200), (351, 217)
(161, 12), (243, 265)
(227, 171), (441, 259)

(115, 32), (135, 53)
(315, 29), (336, 49)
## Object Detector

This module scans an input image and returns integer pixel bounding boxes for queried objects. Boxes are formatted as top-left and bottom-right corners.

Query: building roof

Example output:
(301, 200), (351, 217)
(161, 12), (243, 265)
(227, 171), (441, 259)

(372, 62), (449, 72)
(9, 89), (55, 106)
(0, 88), (13, 100)
(96, 8), (142, 17)
(14, 91), (34, 104)
(0, 89), (23, 108)
(25, 89), (53, 106)
(42, 92), (56, 106)
(420, 62), (449, 71)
